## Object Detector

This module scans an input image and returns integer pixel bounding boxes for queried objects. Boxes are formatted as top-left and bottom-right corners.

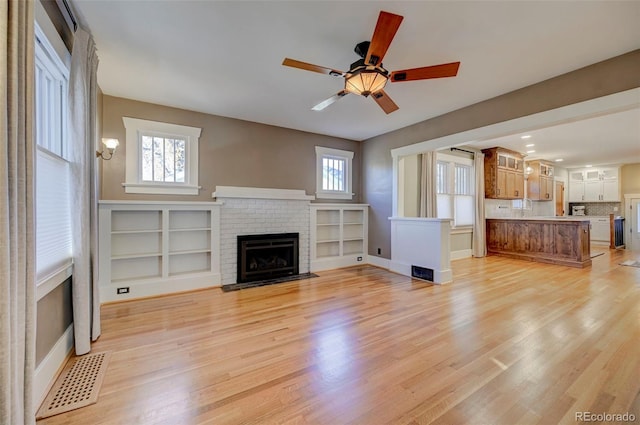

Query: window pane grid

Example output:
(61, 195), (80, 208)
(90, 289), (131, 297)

(436, 161), (448, 194)
(142, 134), (187, 183)
(322, 156), (345, 192)
(454, 164), (471, 195)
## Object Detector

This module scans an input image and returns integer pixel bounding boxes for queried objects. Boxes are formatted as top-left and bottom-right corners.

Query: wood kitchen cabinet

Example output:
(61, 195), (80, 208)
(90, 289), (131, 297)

(526, 160), (554, 201)
(486, 218), (591, 268)
(482, 147), (525, 199)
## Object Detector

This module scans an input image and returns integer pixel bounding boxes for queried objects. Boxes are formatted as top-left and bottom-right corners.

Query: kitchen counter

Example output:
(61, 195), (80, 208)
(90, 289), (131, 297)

(486, 217), (591, 268)
(490, 216), (590, 222)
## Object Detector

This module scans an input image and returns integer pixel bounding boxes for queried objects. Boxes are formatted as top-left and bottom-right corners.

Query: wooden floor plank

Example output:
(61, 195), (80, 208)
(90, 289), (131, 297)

(36, 248), (640, 424)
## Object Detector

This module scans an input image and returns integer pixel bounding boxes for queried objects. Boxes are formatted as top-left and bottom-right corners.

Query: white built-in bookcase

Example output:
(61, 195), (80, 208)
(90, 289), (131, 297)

(98, 201), (222, 302)
(310, 204), (368, 271)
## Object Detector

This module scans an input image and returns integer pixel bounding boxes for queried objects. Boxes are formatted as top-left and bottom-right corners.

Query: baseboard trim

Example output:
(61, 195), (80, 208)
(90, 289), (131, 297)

(34, 324), (74, 412)
(367, 255), (390, 269)
(451, 249), (473, 260)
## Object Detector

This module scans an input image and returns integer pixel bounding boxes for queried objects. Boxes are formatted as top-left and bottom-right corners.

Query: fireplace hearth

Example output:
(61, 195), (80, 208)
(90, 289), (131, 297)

(237, 233), (299, 283)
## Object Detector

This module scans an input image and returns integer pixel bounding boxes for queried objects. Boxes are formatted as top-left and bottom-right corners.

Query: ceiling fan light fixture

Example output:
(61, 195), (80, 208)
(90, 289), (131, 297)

(345, 69), (388, 97)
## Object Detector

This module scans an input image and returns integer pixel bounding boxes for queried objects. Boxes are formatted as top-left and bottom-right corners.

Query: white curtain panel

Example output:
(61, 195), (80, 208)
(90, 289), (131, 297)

(69, 28), (101, 355)
(419, 151), (437, 218)
(473, 152), (486, 257)
(0, 1), (37, 423)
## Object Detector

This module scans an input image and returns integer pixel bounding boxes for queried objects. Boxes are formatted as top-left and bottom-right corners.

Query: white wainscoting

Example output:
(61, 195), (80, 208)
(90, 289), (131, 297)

(34, 324), (74, 411)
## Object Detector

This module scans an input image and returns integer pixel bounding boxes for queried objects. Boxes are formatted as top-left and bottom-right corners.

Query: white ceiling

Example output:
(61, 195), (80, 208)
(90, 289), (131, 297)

(72, 1), (640, 162)
(470, 107), (640, 168)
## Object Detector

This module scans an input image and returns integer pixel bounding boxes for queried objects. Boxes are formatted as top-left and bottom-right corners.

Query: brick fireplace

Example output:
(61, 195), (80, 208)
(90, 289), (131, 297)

(213, 186), (313, 284)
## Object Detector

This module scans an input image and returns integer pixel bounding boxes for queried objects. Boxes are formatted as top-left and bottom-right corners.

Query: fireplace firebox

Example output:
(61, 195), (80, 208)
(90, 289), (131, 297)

(237, 233), (299, 283)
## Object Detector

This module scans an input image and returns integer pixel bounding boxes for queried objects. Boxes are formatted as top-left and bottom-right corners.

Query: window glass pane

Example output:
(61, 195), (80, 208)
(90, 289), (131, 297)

(164, 138), (175, 182)
(323, 156), (345, 192)
(175, 139), (185, 182)
(455, 164), (471, 195)
(142, 135), (187, 183)
(436, 162), (448, 194)
(142, 136), (153, 181)
(153, 137), (164, 181)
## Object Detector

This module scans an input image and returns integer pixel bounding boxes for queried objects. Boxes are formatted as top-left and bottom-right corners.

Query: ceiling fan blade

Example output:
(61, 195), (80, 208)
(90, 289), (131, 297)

(365, 11), (404, 66)
(391, 62), (460, 82)
(372, 90), (399, 114)
(282, 58), (344, 77)
(311, 90), (349, 111)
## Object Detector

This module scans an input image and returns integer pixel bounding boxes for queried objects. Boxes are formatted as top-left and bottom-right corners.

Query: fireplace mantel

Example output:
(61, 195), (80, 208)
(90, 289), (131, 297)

(213, 186), (315, 201)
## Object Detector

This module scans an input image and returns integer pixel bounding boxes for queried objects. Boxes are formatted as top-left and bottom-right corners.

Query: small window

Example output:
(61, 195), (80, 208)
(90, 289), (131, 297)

(436, 154), (474, 228)
(315, 146), (354, 200)
(122, 117), (201, 195)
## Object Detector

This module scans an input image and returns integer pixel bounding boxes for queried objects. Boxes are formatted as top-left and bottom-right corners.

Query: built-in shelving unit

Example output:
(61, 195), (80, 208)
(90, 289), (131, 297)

(310, 204), (368, 271)
(98, 201), (222, 302)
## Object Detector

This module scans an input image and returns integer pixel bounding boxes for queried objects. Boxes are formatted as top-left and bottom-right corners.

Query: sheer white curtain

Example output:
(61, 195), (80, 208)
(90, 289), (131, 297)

(69, 28), (101, 355)
(1, 1), (37, 423)
(419, 151), (437, 217)
(473, 152), (486, 257)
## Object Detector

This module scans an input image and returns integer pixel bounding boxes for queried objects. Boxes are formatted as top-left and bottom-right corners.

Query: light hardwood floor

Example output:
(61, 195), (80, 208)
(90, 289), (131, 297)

(38, 248), (640, 425)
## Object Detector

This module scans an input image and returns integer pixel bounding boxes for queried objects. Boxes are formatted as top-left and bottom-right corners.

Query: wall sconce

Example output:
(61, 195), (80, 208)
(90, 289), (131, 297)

(96, 138), (119, 160)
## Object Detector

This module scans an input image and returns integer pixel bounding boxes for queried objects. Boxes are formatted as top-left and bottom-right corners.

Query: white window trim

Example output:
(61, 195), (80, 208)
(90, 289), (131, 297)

(35, 23), (69, 159)
(315, 146), (354, 200)
(122, 117), (202, 195)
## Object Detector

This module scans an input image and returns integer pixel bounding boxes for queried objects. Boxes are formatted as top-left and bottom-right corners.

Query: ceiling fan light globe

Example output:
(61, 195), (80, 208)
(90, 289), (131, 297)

(345, 70), (388, 97)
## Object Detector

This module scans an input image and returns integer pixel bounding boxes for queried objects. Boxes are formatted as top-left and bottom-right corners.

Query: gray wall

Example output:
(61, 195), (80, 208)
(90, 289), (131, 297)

(100, 95), (362, 202)
(362, 50), (640, 259)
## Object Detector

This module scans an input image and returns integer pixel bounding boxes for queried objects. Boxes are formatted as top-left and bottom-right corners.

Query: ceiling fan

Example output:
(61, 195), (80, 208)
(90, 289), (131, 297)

(282, 10), (460, 114)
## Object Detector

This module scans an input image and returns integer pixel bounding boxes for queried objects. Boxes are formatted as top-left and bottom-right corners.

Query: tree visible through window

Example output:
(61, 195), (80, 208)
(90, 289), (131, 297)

(141, 135), (186, 183)
(322, 156), (345, 192)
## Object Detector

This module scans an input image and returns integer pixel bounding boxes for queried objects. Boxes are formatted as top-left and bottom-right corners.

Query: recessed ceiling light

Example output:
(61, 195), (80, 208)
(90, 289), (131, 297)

(525, 143), (535, 147)
(521, 135), (532, 139)
(555, 159), (564, 162)
(586, 164), (592, 167)
(527, 150), (535, 154)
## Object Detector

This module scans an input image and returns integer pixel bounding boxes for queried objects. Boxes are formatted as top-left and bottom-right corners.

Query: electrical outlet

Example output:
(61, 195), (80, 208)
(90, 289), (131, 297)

(117, 287), (130, 294)
(357, 256), (363, 261)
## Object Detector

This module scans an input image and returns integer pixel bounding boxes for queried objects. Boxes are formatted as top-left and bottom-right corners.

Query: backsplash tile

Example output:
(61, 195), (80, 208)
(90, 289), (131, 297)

(568, 202), (621, 216)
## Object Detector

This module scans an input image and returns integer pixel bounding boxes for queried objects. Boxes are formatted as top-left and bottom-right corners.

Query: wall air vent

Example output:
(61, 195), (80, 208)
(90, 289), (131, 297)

(411, 265), (434, 282)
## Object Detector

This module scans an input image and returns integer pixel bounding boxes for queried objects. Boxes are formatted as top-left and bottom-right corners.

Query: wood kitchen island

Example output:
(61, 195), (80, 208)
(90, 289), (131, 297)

(486, 217), (591, 268)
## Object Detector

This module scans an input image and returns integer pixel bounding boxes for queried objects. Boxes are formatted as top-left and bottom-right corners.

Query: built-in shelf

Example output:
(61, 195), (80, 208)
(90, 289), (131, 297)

(99, 201), (222, 302)
(310, 204), (368, 271)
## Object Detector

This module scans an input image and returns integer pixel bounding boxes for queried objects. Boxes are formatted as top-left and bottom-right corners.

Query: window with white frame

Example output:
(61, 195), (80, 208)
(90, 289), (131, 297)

(122, 117), (202, 195)
(315, 146), (354, 200)
(34, 24), (73, 281)
(436, 153), (474, 227)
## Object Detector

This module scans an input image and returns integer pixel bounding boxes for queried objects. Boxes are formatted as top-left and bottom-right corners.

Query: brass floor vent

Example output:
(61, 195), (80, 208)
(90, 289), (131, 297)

(36, 351), (111, 420)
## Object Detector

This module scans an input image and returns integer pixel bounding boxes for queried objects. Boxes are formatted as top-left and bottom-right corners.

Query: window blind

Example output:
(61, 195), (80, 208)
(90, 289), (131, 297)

(36, 148), (72, 280)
